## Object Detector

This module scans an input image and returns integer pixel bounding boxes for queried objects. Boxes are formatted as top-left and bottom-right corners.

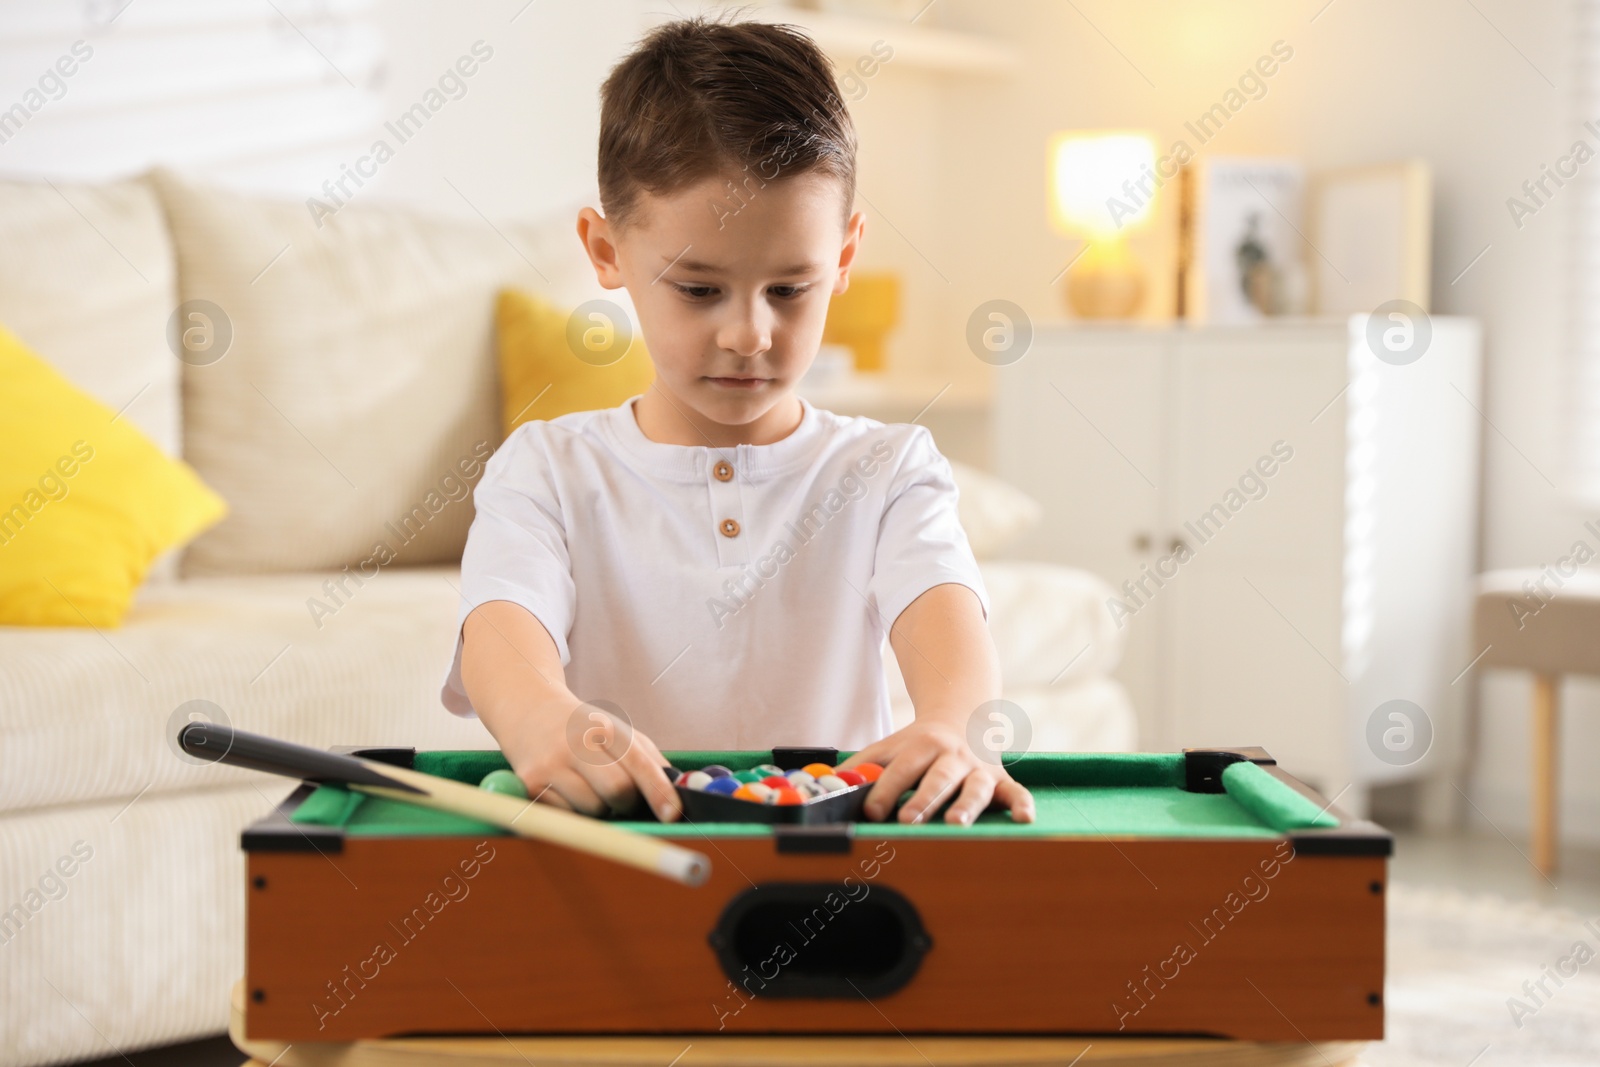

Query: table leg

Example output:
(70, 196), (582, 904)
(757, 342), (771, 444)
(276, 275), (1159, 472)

(1532, 673), (1559, 876)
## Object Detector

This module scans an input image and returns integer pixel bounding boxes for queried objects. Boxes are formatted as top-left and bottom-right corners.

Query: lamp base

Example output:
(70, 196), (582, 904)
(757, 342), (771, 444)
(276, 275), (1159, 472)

(1062, 241), (1146, 319)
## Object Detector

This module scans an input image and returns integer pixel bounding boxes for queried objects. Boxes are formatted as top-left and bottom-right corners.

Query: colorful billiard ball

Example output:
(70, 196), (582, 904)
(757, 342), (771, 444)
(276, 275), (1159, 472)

(753, 763), (784, 777)
(785, 770), (816, 786)
(702, 764), (733, 779)
(732, 784), (761, 802)
(733, 769), (764, 784)
(767, 786), (803, 805)
(801, 762), (835, 779)
(478, 770), (528, 798)
(704, 776), (740, 796)
(795, 781), (826, 799)
(854, 762), (885, 783)
(760, 775), (791, 790)
(683, 770), (713, 791)
(835, 770), (867, 787)
(816, 774), (849, 793)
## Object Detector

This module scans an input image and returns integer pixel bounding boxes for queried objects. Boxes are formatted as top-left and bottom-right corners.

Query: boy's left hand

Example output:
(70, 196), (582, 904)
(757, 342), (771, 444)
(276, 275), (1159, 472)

(838, 719), (1035, 826)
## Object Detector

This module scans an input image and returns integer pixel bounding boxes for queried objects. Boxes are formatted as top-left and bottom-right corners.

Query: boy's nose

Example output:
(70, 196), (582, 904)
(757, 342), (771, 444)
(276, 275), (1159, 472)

(718, 306), (772, 358)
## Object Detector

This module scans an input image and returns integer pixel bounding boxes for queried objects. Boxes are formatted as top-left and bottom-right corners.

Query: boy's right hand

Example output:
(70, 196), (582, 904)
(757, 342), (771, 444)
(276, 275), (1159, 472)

(497, 698), (682, 824)
(460, 601), (681, 824)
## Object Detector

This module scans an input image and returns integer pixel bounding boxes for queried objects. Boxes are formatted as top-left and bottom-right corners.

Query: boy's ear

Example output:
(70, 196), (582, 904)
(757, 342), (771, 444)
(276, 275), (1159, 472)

(576, 207), (626, 289)
(833, 209), (867, 295)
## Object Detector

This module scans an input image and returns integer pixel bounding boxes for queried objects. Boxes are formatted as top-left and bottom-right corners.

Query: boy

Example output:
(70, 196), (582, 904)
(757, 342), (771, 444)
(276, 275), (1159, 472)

(441, 14), (1034, 829)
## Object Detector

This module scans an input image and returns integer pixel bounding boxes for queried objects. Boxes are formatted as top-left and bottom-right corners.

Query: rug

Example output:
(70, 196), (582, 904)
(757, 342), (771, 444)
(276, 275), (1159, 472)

(1360, 884), (1600, 1066)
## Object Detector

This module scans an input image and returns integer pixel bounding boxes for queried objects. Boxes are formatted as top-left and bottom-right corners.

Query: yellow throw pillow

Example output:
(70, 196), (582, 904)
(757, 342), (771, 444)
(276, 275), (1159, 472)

(0, 325), (227, 627)
(496, 289), (655, 435)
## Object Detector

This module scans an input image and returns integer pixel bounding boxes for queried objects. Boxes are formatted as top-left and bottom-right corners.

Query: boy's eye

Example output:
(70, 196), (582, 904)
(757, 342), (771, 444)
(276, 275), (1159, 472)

(668, 283), (813, 301)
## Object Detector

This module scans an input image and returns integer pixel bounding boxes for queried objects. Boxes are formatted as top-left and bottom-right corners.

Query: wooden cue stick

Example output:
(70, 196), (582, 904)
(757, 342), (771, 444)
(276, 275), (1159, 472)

(177, 723), (710, 887)
(350, 763), (710, 887)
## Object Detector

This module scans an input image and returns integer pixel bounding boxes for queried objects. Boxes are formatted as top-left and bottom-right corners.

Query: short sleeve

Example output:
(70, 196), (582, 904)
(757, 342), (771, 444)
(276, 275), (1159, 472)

(865, 426), (990, 632)
(439, 425), (577, 716)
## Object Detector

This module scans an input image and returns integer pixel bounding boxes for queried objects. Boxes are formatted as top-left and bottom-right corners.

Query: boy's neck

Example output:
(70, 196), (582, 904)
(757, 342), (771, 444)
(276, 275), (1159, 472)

(633, 385), (804, 448)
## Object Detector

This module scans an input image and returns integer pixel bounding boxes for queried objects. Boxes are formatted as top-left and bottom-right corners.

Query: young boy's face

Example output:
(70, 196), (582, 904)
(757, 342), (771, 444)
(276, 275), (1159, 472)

(578, 170), (865, 437)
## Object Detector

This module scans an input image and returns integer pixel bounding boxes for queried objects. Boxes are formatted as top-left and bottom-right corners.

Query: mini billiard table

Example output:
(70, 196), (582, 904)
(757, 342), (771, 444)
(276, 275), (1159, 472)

(240, 746), (1389, 1044)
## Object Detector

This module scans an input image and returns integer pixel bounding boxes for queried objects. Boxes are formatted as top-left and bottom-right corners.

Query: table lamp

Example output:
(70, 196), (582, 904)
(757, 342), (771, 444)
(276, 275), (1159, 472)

(1048, 131), (1158, 319)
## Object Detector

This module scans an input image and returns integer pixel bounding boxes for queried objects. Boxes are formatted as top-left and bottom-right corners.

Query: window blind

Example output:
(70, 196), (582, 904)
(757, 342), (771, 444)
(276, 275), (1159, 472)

(0, 0), (383, 190)
(1569, 0), (1600, 502)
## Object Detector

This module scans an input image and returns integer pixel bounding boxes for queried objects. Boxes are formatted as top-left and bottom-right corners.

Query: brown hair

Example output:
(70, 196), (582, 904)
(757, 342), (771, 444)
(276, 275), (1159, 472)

(597, 12), (858, 233)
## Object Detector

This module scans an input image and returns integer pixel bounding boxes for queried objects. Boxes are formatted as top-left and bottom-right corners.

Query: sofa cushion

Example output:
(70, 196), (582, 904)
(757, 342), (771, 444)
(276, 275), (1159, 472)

(0, 326), (227, 627)
(497, 288), (656, 434)
(148, 169), (593, 576)
(0, 179), (180, 457)
(948, 462), (1044, 558)
(0, 565), (492, 816)
(0, 178), (186, 583)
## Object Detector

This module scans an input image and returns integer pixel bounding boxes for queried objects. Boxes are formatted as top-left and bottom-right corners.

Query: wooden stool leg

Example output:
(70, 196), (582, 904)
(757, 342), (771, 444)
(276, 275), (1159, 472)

(1532, 673), (1560, 876)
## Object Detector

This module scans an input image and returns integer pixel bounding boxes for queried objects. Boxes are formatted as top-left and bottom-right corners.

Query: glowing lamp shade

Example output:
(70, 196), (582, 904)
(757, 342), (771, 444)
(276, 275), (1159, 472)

(1049, 132), (1157, 237)
(1047, 131), (1157, 318)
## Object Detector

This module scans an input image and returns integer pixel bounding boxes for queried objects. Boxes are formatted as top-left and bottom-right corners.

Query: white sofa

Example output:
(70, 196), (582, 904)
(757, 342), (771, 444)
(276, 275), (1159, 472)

(0, 171), (1133, 1067)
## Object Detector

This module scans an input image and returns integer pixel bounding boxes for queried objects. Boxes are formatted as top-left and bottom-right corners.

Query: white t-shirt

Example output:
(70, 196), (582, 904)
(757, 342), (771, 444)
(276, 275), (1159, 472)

(439, 394), (988, 750)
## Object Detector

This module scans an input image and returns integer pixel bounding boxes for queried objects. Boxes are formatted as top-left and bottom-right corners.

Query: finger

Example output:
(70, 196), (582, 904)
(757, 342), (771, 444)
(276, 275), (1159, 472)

(993, 777), (1036, 823)
(623, 738), (681, 822)
(581, 760), (650, 818)
(898, 754), (967, 825)
(863, 751), (929, 822)
(544, 771), (607, 817)
(944, 771), (997, 827)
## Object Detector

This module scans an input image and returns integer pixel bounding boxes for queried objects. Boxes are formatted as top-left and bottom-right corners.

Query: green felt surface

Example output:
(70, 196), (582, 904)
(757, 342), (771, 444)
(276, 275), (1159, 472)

(288, 751), (1337, 840)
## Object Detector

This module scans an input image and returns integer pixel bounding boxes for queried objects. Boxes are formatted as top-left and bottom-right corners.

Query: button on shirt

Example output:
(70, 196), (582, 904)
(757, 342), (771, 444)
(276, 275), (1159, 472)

(439, 395), (988, 750)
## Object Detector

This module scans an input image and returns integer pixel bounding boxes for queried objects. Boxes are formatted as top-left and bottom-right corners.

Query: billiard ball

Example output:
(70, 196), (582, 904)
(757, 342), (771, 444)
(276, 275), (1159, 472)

(746, 782), (774, 802)
(795, 781), (826, 799)
(733, 769), (764, 784)
(702, 764), (733, 779)
(767, 786), (803, 805)
(855, 762), (885, 783)
(785, 770), (816, 786)
(704, 777), (740, 796)
(478, 770), (528, 798)
(732, 784), (761, 802)
(753, 763), (783, 777)
(683, 770), (713, 791)
(802, 762), (834, 779)
(816, 774), (849, 793)
(835, 770), (867, 787)
(760, 775), (791, 790)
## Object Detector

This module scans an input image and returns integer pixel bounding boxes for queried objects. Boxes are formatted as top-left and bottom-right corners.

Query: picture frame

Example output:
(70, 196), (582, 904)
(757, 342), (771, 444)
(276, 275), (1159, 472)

(1307, 160), (1432, 315)
(1178, 157), (1309, 324)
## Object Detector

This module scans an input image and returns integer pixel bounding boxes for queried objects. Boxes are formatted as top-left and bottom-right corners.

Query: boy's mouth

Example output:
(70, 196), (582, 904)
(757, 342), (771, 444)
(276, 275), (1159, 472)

(704, 376), (771, 390)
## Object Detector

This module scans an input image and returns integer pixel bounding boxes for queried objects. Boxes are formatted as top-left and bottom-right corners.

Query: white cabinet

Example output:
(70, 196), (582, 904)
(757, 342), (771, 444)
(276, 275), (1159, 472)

(995, 319), (1482, 813)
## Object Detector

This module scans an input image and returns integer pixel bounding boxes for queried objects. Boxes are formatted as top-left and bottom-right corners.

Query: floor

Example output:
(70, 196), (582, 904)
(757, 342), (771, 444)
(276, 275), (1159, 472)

(73, 829), (1600, 1067)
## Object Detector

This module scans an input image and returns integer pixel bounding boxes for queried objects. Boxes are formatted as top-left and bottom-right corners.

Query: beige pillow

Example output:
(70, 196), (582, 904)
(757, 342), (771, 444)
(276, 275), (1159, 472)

(0, 179), (186, 582)
(949, 461), (1044, 558)
(150, 169), (558, 576)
